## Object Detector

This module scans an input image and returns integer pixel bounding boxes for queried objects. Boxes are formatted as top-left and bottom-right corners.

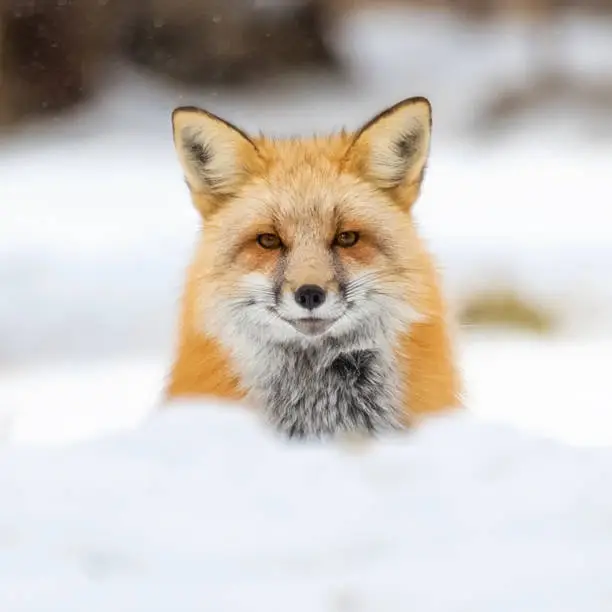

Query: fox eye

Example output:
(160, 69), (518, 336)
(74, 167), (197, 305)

(335, 231), (360, 248)
(256, 233), (282, 250)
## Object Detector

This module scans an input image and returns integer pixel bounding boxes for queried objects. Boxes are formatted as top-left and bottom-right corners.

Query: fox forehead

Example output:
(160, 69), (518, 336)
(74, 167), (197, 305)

(208, 145), (401, 239)
(253, 132), (354, 166)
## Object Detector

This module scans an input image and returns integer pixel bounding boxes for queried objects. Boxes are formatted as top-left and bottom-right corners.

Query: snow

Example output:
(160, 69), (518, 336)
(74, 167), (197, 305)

(1, 402), (612, 611)
(0, 358), (165, 446)
(2, 6), (612, 608)
(1, 332), (611, 449)
(461, 332), (612, 447)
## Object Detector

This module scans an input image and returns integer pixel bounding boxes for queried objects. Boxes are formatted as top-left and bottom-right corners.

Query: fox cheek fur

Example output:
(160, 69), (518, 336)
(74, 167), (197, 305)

(166, 97), (462, 437)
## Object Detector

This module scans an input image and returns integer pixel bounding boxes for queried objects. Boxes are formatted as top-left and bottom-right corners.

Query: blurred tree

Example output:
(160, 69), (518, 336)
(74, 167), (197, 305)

(120, 0), (340, 86)
(478, 0), (612, 131)
(0, 0), (340, 127)
(0, 0), (119, 126)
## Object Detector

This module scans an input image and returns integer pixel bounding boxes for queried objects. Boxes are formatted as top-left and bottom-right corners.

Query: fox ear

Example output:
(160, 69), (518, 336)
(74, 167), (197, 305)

(172, 107), (262, 201)
(344, 97), (432, 191)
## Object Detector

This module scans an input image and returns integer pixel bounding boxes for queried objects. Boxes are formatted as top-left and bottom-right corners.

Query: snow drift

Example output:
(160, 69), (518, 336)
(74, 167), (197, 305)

(1, 401), (611, 612)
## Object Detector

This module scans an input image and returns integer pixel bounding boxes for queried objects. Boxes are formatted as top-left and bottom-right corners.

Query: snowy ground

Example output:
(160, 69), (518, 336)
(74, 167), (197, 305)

(2, 403), (612, 612)
(1, 8), (612, 609)
(1, 331), (611, 448)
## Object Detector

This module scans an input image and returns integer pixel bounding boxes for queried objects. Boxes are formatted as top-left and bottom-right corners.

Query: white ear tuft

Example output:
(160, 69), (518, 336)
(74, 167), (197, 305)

(345, 97), (432, 190)
(172, 107), (260, 196)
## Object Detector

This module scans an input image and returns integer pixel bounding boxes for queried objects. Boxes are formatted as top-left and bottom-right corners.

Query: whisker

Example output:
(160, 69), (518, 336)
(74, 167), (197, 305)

(225, 286), (277, 302)
(345, 267), (415, 301)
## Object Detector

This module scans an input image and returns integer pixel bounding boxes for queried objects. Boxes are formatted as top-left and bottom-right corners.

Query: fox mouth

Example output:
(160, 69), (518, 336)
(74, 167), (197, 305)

(283, 317), (337, 336)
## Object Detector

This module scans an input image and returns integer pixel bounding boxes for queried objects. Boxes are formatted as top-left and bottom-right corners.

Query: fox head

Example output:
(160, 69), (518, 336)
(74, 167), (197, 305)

(172, 98), (433, 351)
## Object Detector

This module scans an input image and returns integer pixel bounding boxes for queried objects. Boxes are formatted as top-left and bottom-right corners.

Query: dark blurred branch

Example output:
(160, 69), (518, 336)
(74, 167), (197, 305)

(0, 0), (341, 127)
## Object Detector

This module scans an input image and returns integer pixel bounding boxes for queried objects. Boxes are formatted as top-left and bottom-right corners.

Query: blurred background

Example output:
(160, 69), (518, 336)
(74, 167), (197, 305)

(1, 0), (611, 446)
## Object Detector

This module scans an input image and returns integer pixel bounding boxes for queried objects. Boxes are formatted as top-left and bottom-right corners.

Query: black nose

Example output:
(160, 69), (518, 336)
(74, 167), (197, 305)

(294, 284), (326, 310)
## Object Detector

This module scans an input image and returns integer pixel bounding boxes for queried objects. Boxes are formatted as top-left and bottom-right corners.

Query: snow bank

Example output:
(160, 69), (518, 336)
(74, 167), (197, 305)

(1, 402), (611, 611)
(3, 332), (612, 449)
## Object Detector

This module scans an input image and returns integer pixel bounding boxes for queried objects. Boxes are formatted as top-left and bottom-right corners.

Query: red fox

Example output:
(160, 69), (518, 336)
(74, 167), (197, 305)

(165, 97), (462, 438)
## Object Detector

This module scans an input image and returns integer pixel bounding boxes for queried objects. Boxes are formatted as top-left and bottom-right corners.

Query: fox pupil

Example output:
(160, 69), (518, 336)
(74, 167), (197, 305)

(257, 233), (281, 249)
(335, 231), (359, 248)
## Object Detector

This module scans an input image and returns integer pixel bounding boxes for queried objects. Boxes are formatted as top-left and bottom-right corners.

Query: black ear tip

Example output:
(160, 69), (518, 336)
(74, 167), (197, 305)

(412, 96), (431, 109)
(389, 96), (431, 111)
(171, 107), (186, 126)
(398, 96), (432, 122)
(405, 96), (432, 127)
(171, 106), (208, 125)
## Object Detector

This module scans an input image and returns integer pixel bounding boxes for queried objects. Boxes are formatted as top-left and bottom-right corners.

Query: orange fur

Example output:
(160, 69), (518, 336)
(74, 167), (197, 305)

(397, 258), (462, 425)
(166, 252), (245, 400)
(165, 98), (462, 425)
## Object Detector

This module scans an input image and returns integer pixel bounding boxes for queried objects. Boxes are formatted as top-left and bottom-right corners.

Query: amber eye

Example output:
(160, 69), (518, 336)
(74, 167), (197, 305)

(335, 231), (360, 248)
(256, 233), (282, 249)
